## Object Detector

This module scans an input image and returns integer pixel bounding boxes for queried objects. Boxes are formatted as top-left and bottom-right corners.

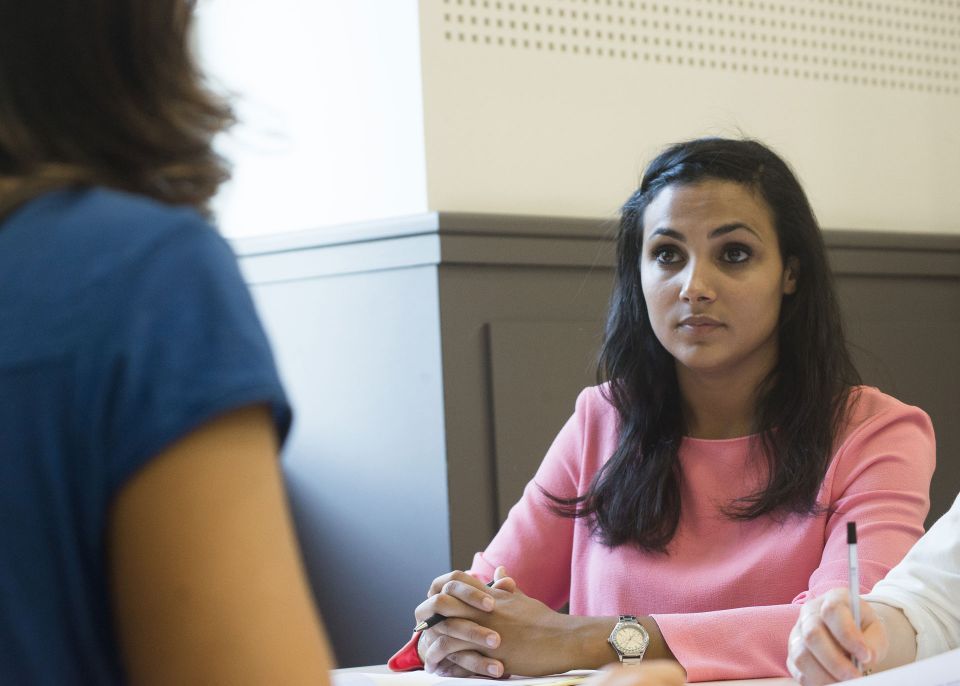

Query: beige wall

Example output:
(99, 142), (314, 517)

(420, 0), (960, 234)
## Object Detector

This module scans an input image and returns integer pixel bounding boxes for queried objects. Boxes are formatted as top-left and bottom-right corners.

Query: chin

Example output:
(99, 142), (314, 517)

(671, 349), (739, 375)
(678, 359), (732, 376)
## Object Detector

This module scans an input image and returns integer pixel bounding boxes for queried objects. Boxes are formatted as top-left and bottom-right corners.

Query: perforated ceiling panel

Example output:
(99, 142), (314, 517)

(441, 0), (960, 95)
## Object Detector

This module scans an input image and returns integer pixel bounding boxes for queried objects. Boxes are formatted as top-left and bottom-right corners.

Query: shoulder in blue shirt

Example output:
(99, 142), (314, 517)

(0, 188), (290, 684)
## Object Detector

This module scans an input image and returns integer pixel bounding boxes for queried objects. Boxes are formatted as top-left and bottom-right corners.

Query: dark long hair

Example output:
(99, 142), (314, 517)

(0, 0), (233, 218)
(549, 138), (861, 553)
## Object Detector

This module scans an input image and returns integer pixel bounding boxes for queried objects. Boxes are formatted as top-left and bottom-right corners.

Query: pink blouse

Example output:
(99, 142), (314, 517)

(470, 385), (935, 681)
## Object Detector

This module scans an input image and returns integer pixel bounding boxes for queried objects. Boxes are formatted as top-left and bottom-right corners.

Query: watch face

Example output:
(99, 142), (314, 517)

(613, 625), (648, 654)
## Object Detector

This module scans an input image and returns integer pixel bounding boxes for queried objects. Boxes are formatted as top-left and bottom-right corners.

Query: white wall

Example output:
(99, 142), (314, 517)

(418, 0), (960, 234)
(195, 0), (428, 238)
(196, 1), (960, 237)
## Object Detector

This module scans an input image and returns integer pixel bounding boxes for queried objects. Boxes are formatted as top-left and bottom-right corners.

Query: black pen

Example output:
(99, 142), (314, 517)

(413, 579), (496, 632)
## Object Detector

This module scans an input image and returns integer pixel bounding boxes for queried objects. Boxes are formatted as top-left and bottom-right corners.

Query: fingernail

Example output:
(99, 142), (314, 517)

(486, 633), (499, 648)
(482, 597), (494, 610)
(487, 664), (502, 677)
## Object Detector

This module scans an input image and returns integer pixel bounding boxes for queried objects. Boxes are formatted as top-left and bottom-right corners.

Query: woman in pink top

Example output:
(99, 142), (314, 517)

(394, 139), (935, 682)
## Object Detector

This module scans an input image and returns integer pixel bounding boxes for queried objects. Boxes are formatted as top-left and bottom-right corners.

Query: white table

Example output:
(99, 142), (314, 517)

(333, 665), (796, 686)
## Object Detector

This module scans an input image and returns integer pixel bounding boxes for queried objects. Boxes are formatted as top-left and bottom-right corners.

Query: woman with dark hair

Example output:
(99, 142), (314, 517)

(391, 138), (936, 682)
(0, 1), (333, 683)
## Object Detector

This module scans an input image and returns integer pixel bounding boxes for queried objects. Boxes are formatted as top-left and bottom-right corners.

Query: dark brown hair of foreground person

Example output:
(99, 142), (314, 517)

(0, 0), (233, 218)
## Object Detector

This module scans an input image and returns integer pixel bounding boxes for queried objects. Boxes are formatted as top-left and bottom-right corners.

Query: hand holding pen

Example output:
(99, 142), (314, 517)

(786, 521), (880, 683)
(413, 567), (516, 677)
(415, 578), (498, 632)
(413, 567), (515, 632)
(787, 586), (884, 683)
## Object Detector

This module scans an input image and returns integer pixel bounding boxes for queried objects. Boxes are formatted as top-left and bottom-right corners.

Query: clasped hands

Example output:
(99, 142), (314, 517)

(413, 568), (683, 685)
(414, 567), (576, 678)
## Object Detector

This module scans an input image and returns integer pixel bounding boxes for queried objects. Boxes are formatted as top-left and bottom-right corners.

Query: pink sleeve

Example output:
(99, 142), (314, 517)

(654, 401), (936, 682)
(469, 389), (592, 609)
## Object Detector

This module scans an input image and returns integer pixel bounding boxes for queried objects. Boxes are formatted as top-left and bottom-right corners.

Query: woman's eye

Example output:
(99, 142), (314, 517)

(653, 246), (682, 265)
(722, 245), (751, 263)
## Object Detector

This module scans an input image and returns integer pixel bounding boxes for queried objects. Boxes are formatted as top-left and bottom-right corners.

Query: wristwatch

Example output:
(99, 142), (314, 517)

(607, 615), (649, 665)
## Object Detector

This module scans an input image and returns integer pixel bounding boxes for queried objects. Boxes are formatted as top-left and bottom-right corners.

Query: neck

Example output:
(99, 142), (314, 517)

(677, 351), (777, 440)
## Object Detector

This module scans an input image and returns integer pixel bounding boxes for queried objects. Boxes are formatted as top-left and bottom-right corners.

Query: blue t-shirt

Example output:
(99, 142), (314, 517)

(0, 188), (291, 684)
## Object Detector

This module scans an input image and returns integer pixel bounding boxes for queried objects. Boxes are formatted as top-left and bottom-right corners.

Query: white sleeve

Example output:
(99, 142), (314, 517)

(864, 493), (960, 659)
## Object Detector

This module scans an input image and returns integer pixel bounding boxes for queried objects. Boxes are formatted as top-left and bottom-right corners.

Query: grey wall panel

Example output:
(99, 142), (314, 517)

(247, 266), (450, 667)
(836, 275), (960, 526)
(438, 266), (615, 568)
(487, 320), (604, 521)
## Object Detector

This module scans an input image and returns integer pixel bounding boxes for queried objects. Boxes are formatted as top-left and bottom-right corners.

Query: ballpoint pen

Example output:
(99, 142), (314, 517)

(848, 521), (862, 673)
(413, 579), (496, 632)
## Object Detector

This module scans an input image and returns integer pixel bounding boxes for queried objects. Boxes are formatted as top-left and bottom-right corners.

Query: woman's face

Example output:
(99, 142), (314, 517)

(640, 179), (797, 380)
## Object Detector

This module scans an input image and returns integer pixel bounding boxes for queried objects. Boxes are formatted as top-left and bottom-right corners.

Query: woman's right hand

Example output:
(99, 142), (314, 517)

(415, 567), (516, 677)
(787, 588), (886, 684)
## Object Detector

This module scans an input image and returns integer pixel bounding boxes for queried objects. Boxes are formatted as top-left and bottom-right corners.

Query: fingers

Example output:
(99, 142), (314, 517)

(492, 565), (518, 593)
(414, 593), (482, 625)
(430, 617), (501, 650)
(860, 610), (889, 666)
(787, 621), (833, 686)
(788, 590), (870, 684)
(428, 659), (475, 678)
(788, 641), (840, 686)
(421, 632), (504, 677)
(418, 615), (501, 675)
(427, 570), (495, 607)
(427, 570), (485, 597)
(797, 607), (862, 682)
(819, 591), (872, 665)
(593, 662), (686, 686)
(418, 580), (497, 626)
(444, 649), (505, 678)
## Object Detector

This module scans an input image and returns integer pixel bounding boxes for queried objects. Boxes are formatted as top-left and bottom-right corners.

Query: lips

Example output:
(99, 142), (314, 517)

(677, 314), (726, 338)
(678, 315), (724, 328)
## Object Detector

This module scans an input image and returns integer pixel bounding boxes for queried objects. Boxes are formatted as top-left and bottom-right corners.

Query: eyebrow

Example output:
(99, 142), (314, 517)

(648, 223), (763, 242)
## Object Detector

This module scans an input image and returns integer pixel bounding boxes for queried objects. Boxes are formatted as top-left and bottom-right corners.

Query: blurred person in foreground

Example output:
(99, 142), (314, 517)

(0, 0), (333, 682)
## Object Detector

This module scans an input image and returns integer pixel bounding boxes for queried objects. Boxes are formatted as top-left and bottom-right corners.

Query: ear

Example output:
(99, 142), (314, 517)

(782, 257), (799, 295)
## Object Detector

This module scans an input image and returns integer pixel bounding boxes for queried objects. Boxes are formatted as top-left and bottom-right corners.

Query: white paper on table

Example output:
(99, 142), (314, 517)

(333, 670), (596, 686)
(845, 647), (960, 685)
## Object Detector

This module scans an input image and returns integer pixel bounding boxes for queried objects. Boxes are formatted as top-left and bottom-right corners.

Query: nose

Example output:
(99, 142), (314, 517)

(679, 260), (717, 303)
